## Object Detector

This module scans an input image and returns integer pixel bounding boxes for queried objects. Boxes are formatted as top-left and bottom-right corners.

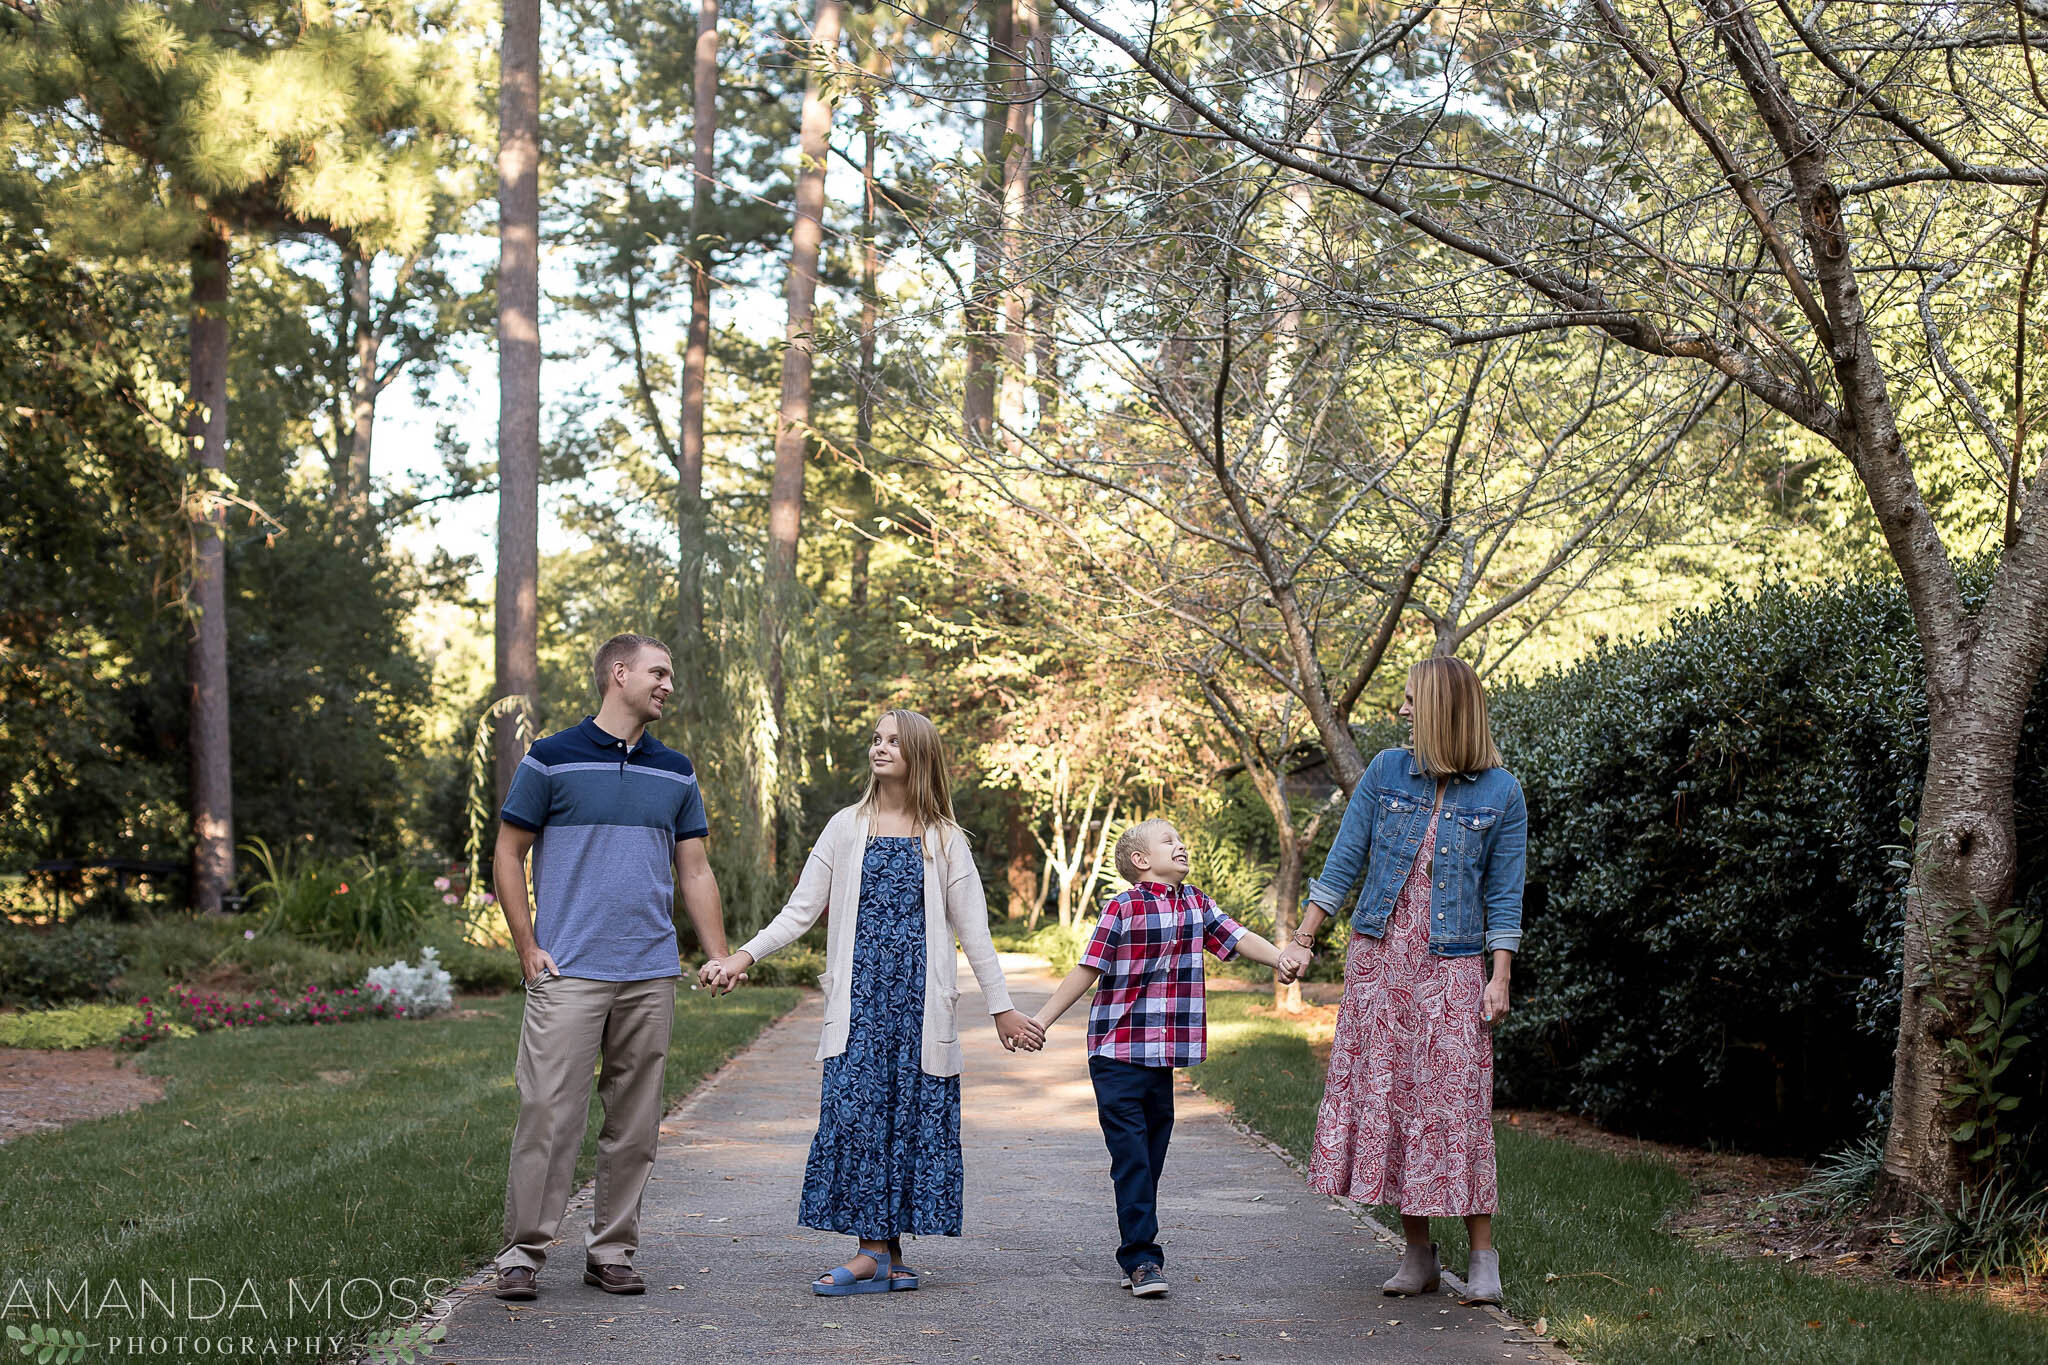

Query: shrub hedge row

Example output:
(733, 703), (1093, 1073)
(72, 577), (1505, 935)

(1488, 574), (2048, 1155)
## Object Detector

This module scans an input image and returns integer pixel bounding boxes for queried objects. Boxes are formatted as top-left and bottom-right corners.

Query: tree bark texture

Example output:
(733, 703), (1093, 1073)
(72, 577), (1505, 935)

(996, 0), (1037, 448)
(186, 225), (234, 916)
(850, 85), (878, 613)
(677, 0), (719, 653)
(765, 0), (842, 732)
(344, 247), (378, 513)
(495, 0), (542, 801)
(962, 0), (1012, 441)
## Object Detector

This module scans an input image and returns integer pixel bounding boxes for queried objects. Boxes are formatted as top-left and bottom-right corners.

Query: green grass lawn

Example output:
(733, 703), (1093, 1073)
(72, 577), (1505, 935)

(1193, 992), (2048, 1365)
(0, 986), (799, 1364)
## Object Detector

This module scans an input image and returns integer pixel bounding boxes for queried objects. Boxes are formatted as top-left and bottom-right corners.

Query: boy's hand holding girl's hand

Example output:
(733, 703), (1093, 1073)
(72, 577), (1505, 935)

(993, 1010), (1044, 1052)
(697, 951), (752, 995)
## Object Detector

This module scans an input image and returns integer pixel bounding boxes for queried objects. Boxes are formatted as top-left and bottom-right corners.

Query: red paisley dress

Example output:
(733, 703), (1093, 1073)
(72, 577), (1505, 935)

(1308, 809), (1497, 1215)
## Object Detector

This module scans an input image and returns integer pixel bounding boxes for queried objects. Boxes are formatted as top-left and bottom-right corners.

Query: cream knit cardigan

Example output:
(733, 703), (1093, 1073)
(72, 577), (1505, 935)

(736, 804), (1015, 1077)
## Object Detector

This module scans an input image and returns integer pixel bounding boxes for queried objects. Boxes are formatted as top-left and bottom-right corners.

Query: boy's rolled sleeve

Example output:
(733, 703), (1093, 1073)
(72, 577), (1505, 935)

(1196, 889), (1247, 960)
(1482, 780), (1528, 954)
(498, 754), (550, 833)
(1078, 899), (1124, 973)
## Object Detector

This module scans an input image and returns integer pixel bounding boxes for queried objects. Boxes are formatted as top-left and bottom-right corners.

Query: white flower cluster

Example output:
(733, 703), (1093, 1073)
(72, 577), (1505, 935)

(364, 946), (454, 1018)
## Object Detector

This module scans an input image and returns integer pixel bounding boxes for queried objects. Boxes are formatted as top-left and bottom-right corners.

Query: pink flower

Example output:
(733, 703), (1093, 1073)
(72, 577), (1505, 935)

(433, 877), (451, 892)
(243, 929), (256, 940)
(442, 893), (459, 905)
(481, 893), (496, 905)
(334, 883), (349, 895)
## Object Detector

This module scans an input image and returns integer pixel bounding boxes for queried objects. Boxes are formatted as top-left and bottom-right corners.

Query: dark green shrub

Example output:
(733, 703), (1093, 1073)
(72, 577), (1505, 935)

(1487, 574), (2048, 1155)
(422, 939), (522, 994)
(0, 922), (128, 1006)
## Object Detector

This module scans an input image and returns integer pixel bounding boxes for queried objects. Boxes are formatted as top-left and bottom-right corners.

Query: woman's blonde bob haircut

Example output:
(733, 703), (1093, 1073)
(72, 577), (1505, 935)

(857, 708), (960, 837)
(1406, 656), (1504, 777)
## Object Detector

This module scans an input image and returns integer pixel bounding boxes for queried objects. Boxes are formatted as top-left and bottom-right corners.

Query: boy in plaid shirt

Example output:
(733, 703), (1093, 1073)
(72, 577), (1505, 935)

(1033, 818), (1303, 1297)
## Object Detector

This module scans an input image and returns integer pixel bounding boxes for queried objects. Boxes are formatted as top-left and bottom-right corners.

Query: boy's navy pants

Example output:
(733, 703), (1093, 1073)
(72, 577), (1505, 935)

(1089, 1054), (1176, 1273)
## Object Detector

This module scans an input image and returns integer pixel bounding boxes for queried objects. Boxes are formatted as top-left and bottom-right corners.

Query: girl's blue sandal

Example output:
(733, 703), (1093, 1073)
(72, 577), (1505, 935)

(812, 1250), (896, 1297)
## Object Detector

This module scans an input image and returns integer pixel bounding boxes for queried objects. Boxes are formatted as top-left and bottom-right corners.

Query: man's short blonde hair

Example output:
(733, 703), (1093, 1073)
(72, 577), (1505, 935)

(1114, 818), (1175, 883)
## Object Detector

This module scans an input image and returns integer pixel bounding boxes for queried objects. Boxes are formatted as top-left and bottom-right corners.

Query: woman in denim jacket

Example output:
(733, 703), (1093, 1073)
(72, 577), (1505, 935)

(1280, 656), (1525, 1307)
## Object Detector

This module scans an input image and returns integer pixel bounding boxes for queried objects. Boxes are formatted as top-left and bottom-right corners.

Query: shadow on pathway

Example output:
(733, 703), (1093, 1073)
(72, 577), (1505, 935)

(436, 961), (1553, 1364)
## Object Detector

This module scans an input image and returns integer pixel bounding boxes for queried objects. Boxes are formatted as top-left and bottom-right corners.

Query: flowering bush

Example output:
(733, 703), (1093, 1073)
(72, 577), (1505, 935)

(118, 984), (403, 1048)
(364, 946), (453, 1017)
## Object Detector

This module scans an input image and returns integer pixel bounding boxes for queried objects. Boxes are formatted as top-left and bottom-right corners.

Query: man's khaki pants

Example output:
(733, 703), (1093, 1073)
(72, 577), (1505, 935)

(497, 973), (676, 1272)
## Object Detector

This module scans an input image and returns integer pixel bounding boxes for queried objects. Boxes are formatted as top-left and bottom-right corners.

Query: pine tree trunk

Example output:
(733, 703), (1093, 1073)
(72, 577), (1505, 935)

(849, 87), (878, 613)
(962, 0), (1011, 440)
(186, 226), (234, 917)
(344, 247), (378, 513)
(765, 0), (842, 733)
(996, 0), (1036, 448)
(495, 0), (542, 800)
(677, 0), (718, 653)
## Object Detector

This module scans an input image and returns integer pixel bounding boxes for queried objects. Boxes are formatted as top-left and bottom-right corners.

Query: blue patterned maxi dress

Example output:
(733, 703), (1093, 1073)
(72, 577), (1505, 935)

(797, 835), (966, 1238)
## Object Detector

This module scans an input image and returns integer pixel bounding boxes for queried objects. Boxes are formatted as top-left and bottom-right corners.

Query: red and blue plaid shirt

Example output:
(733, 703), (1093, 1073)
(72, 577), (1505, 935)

(1079, 880), (1247, 1066)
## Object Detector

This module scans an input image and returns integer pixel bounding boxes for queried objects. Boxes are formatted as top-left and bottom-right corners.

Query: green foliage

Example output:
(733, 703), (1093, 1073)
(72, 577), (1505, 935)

(1486, 573), (2048, 1154)
(0, 923), (128, 1008)
(1895, 1175), (2048, 1284)
(1773, 1137), (1885, 1221)
(244, 838), (440, 953)
(0, 1002), (146, 1050)
(1929, 899), (2040, 1166)
(0, 228), (188, 878)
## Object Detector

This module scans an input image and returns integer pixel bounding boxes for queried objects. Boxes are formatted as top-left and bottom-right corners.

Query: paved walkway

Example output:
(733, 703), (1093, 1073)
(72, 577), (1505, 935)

(435, 963), (1547, 1364)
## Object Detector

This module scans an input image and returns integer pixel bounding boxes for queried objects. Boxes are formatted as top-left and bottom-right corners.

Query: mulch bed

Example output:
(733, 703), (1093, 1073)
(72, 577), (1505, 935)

(0, 1045), (163, 1143)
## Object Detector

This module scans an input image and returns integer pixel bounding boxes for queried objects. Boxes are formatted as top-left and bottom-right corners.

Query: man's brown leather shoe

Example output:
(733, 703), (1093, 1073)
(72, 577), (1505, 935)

(583, 1262), (645, 1295)
(493, 1266), (538, 1301)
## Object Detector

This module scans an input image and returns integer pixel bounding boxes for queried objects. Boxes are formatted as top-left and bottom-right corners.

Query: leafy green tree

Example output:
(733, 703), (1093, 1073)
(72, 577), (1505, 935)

(3, 0), (484, 909)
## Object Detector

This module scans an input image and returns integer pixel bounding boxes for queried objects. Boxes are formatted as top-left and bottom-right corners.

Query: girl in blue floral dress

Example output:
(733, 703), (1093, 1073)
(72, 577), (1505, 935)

(706, 709), (1043, 1293)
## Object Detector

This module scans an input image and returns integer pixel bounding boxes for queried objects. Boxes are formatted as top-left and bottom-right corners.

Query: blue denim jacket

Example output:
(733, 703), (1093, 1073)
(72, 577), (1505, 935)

(1306, 747), (1526, 956)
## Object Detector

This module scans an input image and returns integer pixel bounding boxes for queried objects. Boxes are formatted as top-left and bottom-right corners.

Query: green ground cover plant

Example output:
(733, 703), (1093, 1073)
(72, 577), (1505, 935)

(0, 1002), (145, 1049)
(1194, 993), (2048, 1365)
(0, 986), (800, 1365)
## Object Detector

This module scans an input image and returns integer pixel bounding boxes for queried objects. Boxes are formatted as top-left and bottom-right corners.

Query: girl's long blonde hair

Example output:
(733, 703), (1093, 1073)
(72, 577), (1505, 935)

(1407, 656), (1504, 777)
(858, 708), (959, 837)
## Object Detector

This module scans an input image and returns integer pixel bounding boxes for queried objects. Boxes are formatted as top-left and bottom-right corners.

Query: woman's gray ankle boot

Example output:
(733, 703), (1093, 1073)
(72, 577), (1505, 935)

(1381, 1241), (1441, 1295)
(1461, 1248), (1503, 1305)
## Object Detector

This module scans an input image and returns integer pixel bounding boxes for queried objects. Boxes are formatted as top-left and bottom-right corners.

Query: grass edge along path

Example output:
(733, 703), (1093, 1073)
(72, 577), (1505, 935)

(1191, 992), (2048, 1365)
(0, 985), (802, 1365)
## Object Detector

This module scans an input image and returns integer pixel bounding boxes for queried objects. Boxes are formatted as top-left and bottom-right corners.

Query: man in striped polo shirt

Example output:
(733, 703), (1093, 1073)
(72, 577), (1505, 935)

(490, 633), (736, 1300)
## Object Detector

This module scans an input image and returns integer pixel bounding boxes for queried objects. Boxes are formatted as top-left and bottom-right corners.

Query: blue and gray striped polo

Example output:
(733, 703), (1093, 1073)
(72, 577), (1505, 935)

(499, 717), (709, 981)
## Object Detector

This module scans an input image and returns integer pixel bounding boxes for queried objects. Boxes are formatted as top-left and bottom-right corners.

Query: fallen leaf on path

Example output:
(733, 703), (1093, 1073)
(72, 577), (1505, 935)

(1531, 1317), (1546, 1336)
(666, 1286), (687, 1291)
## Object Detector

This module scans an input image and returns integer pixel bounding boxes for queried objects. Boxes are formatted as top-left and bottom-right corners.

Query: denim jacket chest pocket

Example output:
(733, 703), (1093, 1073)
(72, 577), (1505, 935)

(1304, 748), (1529, 958)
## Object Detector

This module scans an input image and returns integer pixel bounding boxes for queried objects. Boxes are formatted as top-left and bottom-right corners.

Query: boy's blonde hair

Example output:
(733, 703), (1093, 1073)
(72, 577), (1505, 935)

(1114, 818), (1175, 883)
(1407, 656), (1503, 777)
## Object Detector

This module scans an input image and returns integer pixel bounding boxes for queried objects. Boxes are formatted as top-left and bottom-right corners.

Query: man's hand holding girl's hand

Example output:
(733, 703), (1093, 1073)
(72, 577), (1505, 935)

(696, 951), (753, 995)
(994, 1010), (1044, 1052)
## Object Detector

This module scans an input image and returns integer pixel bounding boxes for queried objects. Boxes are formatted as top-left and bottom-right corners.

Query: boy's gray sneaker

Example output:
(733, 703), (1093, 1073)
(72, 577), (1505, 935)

(1460, 1248), (1503, 1305)
(1382, 1241), (1441, 1295)
(1125, 1264), (1169, 1297)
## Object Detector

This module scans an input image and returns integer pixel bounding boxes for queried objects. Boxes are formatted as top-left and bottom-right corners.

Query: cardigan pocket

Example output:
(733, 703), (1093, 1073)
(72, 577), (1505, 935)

(934, 986), (962, 1043)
